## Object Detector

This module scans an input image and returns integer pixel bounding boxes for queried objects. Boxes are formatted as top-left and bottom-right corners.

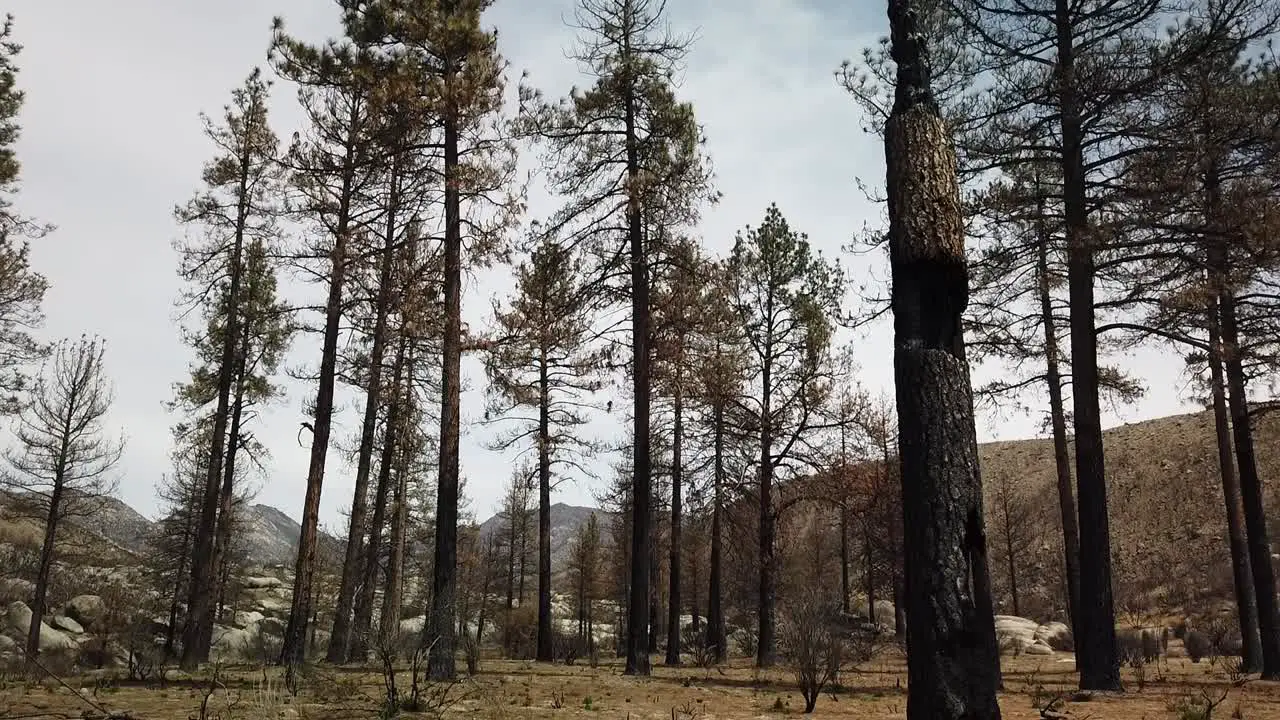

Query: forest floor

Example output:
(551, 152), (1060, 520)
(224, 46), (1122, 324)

(2, 651), (1278, 720)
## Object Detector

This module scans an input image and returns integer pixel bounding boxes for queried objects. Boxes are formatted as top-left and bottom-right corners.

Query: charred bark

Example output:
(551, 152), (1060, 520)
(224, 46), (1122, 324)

(666, 387), (684, 666)
(428, 108), (462, 681)
(885, 0), (1003, 716)
(1208, 294), (1262, 671)
(329, 160), (401, 663)
(706, 403), (726, 663)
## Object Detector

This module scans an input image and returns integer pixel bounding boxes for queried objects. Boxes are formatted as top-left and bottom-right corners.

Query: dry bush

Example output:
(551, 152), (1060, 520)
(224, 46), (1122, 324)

(499, 604), (537, 659)
(1186, 630), (1211, 663)
(781, 598), (870, 714)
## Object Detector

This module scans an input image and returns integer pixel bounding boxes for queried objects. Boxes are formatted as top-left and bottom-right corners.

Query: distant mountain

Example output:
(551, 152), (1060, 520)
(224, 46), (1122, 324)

(0, 489), (334, 569)
(478, 502), (608, 572)
(241, 503), (310, 567)
(76, 495), (154, 556)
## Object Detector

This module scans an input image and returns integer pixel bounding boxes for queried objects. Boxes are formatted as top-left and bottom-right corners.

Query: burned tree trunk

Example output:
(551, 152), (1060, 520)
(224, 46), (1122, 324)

(884, 0), (1002, 717)
(1208, 292), (1262, 671)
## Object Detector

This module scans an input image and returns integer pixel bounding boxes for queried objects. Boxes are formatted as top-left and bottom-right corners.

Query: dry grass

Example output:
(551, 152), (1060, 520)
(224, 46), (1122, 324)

(2, 651), (1279, 720)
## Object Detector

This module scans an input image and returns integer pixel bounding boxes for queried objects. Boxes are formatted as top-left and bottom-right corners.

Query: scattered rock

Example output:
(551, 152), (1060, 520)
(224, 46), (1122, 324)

(243, 576), (284, 590)
(66, 595), (106, 630)
(5, 601), (75, 652)
(0, 633), (15, 653)
(0, 577), (34, 604)
(260, 617), (286, 636)
(211, 625), (254, 661)
(233, 610), (265, 629)
(51, 615), (84, 634)
(400, 616), (427, 637)
(1025, 641), (1054, 656)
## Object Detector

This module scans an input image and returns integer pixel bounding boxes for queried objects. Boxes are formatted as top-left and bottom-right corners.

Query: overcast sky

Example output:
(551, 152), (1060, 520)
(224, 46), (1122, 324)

(5, 0), (1194, 525)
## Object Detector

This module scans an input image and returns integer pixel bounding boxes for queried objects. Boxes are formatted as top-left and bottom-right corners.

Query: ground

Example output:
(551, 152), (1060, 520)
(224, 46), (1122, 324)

(3, 651), (1279, 720)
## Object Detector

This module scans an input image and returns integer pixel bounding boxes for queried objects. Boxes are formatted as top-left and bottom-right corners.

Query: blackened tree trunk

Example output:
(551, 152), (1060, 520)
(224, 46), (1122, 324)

(202, 319), (251, 658)
(329, 164), (400, 663)
(758, 359), (776, 668)
(1208, 294), (1262, 671)
(27, 487), (62, 664)
(884, 0), (1002, 717)
(1053, 0), (1120, 689)
(840, 506), (851, 615)
(536, 352), (553, 662)
(428, 109), (462, 681)
(355, 337), (407, 660)
(706, 403), (726, 663)
(379, 412), (410, 644)
(181, 137), (252, 672)
(666, 387), (684, 665)
(1035, 203), (1083, 643)
(865, 526), (876, 623)
(281, 221), (350, 670)
(624, 76), (654, 678)
(1221, 281), (1280, 679)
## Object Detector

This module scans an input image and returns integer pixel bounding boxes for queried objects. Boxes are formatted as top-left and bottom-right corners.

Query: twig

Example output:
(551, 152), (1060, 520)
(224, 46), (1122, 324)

(15, 643), (140, 719)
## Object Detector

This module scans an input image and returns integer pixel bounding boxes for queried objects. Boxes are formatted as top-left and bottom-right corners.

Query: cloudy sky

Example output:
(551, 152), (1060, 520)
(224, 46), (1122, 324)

(5, 0), (1193, 525)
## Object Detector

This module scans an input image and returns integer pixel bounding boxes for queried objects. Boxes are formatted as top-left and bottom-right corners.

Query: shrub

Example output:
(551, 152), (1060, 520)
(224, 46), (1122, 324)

(1185, 630), (1210, 663)
(499, 605), (537, 659)
(781, 599), (846, 714)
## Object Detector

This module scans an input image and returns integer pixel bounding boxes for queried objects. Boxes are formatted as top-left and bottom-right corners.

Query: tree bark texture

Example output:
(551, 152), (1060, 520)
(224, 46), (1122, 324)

(885, 1), (1003, 716)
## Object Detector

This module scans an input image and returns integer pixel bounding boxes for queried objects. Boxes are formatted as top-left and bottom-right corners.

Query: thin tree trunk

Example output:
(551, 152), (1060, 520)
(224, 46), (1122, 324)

(329, 161), (401, 663)
(865, 526), (875, 624)
(666, 387), (684, 665)
(1208, 295), (1262, 671)
(840, 507), (851, 616)
(758, 362), (776, 668)
(165, 512), (195, 660)
(379, 413), (410, 647)
(1002, 494), (1020, 617)
(536, 350), (553, 662)
(27, 487), (62, 663)
(1221, 283), (1280, 678)
(181, 131), (255, 671)
(281, 221), (350, 669)
(428, 107), (462, 681)
(884, 0), (1002, 715)
(1035, 203), (1083, 642)
(202, 316), (253, 659)
(707, 403), (726, 663)
(353, 338), (406, 661)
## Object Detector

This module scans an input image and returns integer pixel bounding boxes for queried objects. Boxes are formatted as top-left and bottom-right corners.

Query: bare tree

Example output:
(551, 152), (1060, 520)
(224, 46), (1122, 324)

(1, 335), (123, 665)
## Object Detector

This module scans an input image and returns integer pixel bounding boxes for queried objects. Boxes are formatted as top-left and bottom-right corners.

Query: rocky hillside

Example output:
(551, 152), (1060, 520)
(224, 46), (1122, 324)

(978, 408), (1280, 620)
(0, 492), (328, 568)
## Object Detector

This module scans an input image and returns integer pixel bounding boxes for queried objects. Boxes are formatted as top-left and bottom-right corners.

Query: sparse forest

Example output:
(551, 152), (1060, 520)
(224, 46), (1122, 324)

(5, 1), (1280, 719)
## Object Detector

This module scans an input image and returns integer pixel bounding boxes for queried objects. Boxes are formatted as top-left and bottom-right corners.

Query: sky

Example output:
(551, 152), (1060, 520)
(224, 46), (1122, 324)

(4, 0), (1196, 525)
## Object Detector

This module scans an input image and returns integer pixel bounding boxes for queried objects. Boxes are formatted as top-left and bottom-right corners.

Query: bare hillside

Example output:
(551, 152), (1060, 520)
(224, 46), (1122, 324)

(979, 408), (1280, 620)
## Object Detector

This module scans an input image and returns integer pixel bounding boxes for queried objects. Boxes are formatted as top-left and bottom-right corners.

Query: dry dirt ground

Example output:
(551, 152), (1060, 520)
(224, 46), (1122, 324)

(3, 652), (1280, 720)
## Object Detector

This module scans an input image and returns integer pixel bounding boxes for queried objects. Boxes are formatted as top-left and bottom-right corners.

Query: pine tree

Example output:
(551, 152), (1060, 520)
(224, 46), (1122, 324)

(651, 235), (708, 665)
(484, 237), (607, 662)
(726, 204), (843, 667)
(0, 15), (49, 413)
(1, 336), (124, 666)
(689, 260), (746, 663)
(270, 13), (383, 669)
(518, 0), (714, 674)
(327, 53), (438, 664)
(171, 68), (290, 669)
(883, 0), (1001, 715)
(351, 0), (518, 679)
